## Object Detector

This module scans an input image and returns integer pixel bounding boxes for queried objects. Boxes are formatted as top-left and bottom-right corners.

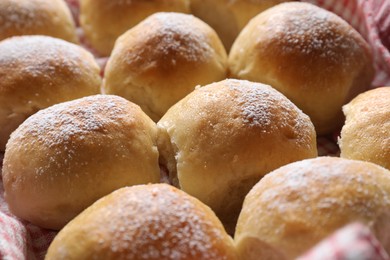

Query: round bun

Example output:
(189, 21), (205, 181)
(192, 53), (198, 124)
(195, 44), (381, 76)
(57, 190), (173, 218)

(0, 35), (101, 151)
(235, 157), (390, 259)
(103, 12), (227, 121)
(157, 79), (317, 232)
(46, 184), (238, 260)
(0, 0), (77, 43)
(190, 0), (292, 51)
(2, 95), (160, 230)
(229, 2), (374, 135)
(80, 0), (190, 56)
(339, 87), (390, 170)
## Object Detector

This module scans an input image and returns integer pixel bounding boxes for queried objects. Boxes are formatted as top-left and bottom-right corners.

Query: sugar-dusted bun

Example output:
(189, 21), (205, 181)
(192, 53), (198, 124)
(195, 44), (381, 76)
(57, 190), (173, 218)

(158, 79), (317, 232)
(235, 157), (390, 259)
(0, 36), (101, 151)
(339, 87), (390, 170)
(0, 0), (77, 43)
(80, 0), (190, 56)
(229, 2), (374, 135)
(103, 12), (228, 121)
(2, 95), (160, 230)
(190, 0), (293, 51)
(46, 184), (238, 260)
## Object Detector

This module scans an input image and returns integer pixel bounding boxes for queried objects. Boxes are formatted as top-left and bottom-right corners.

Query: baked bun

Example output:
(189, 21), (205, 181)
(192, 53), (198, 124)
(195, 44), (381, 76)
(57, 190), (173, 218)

(229, 2), (374, 135)
(46, 184), (238, 260)
(235, 157), (390, 259)
(2, 95), (160, 230)
(80, 0), (190, 56)
(339, 87), (390, 170)
(0, 36), (101, 151)
(103, 12), (227, 121)
(157, 79), (317, 232)
(190, 0), (293, 51)
(0, 0), (77, 43)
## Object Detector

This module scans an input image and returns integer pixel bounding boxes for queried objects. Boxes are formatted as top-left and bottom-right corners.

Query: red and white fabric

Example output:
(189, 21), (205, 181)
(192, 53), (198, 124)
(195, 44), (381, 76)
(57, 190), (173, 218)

(298, 222), (390, 260)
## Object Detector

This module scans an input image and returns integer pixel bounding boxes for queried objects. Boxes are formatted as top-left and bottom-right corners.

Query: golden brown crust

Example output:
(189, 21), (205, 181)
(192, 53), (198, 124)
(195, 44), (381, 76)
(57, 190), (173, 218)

(339, 87), (390, 170)
(235, 157), (390, 259)
(229, 2), (374, 135)
(0, 35), (101, 151)
(158, 79), (317, 232)
(190, 0), (292, 51)
(103, 12), (227, 121)
(80, 0), (190, 56)
(2, 95), (160, 230)
(46, 184), (238, 260)
(0, 0), (78, 43)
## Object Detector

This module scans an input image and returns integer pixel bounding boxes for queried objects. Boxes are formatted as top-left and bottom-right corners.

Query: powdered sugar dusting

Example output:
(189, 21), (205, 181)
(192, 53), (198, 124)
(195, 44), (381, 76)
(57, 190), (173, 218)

(228, 80), (281, 127)
(0, 0), (47, 35)
(8, 95), (133, 178)
(266, 3), (360, 65)
(6, 97), (122, 180)
(255, 157), (390, 219)
(11, 95), (128, 149)
(124, 12), (213, 68)
(53, 184), (233, 259)
(224, 79), (313, 142)
(0, 36), (90, 79)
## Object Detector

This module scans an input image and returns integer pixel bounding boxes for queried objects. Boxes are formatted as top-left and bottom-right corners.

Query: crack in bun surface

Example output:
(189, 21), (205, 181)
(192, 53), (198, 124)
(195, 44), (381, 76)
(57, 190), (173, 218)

(158, 79), (317, 232)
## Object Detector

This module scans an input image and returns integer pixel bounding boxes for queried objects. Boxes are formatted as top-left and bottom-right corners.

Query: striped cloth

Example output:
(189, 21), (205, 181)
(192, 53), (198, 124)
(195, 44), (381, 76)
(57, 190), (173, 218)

(297, 223), (389, 260)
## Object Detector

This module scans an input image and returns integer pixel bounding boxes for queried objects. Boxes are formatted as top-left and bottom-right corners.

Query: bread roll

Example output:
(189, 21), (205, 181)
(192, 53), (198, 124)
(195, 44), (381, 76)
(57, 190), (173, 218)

(45, 184), (238, 260)
(235, 157), (390, 259)
(229, 2), (374, 135)
(190, 0), (293, 51)
(80, 0), (190, 56)
(103, 12), (227, 121)
(0, 0), (77, 43)
(2, 95), (160, 230)
(339, 87), (390, 170)
(158, 79), (317, 232)
(0, 35), (101, 151)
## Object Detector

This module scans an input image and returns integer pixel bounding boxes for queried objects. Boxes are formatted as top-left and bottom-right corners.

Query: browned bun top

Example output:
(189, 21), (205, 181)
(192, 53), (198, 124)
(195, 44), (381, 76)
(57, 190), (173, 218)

(340, 86), (390, 170)
(0, 35), (101, 151)
(2, 95), (160, 230)
(158, 79), (317, 232)
(103, 12), (227, 121)
(229, 2), (374, 135)
(190, 0), (293, 51)
(0, 0), (78, 43)
(45, 184), (238, 260)
(80, 0), (190, 56)
(235, 157), (390, 259)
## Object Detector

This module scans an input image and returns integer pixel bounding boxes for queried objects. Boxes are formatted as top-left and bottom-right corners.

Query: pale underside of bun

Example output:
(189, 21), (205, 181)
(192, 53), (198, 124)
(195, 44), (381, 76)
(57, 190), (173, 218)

(80, 0), (191, 56)
(190, 0), (293, 51)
